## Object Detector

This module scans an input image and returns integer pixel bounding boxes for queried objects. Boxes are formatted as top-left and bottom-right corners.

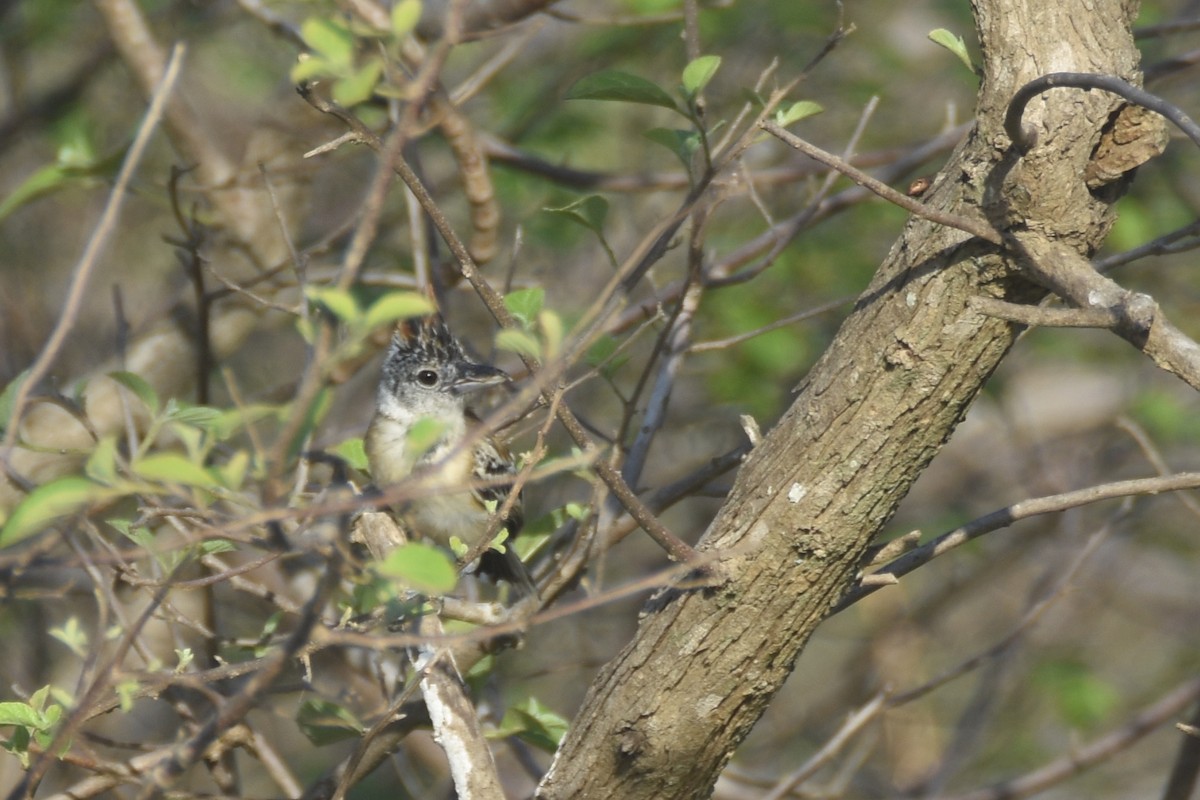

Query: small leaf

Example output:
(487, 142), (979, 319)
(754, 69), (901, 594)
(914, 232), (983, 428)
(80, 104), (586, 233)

(0, 165), (81, 222)
(115, 680), (138, 713)
(49, 617), (88, 657)
(0, 477), (110, 547)
(166, 404), (224, 430)
(212, 450), (250, 490)
(212, 403), (279, 441)
(495, 697), (570, 751)
(376, 542), (458, 594)
(566, 69), (679, 111)
(682, 55), (721, 96)
(0, 702), (48, 730)
(644, 127), (700, 170)
(928, 28), (974, 73)
(0, 369), (31, 436)
(305, 286), (361, 322)
(496, 329), (542, 360)
(85, 436), (120, 485)
(297, 699), (365, 746)
(538, 309), (564, 360)
(405, 417), (449, 461)
(504, 288), (545, 328)
(296, 316), (316, 344)
(364, 291), (435, 330)
(290, 53), (334, 84)
(300, 17), (356, 70)
(544, 195), (608, 236)
(332, 57), (383, 107)
(132, 453), (219, 490)
(108, 370), (159, 414)
(330, 437), (369, 471)
(774, 101), (824, 128)
(390, 0), (422, 38)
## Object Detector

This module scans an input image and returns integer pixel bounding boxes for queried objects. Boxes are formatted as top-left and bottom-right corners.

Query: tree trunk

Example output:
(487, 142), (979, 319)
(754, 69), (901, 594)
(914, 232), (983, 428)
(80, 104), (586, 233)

(538, 1), (1149, 797)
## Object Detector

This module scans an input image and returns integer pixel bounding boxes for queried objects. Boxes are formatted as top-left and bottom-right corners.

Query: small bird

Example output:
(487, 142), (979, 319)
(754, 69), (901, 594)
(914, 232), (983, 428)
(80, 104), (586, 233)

(365, 314), (535, 595)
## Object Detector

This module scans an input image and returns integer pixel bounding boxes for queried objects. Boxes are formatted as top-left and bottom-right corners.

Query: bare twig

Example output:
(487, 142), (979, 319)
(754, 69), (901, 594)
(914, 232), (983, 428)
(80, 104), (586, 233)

(968, 296), (1120, 328)
(0, 43), (184, 456)
(837, 471), (1200, 610)
(760, 119), (1003, 245)
(762, 691), (889, 800)
(943, 677), (1200, 800)
(1004, 72), (1200, 153)
(1007, 230), (1200, 391)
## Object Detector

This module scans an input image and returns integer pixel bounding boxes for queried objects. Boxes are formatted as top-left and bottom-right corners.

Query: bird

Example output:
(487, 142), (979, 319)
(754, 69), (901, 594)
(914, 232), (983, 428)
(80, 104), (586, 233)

(365, 314), (536, 595)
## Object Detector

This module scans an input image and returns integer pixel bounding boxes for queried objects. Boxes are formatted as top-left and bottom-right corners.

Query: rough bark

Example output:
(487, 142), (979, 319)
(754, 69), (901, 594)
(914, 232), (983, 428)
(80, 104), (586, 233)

(537, 1), (1148, 797)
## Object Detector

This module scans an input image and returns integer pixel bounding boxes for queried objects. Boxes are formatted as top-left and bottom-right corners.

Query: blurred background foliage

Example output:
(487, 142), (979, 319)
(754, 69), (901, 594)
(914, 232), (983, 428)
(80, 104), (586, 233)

(1, 0), (1199, 797)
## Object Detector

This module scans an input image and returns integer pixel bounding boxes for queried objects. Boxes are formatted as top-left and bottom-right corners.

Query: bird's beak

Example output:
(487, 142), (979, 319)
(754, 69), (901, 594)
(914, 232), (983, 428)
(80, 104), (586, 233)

(453, 362), (509, 394)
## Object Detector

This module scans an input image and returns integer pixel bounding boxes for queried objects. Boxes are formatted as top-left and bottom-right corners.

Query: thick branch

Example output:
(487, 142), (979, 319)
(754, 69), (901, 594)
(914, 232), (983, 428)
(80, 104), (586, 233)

(537, 1), (1143, 797)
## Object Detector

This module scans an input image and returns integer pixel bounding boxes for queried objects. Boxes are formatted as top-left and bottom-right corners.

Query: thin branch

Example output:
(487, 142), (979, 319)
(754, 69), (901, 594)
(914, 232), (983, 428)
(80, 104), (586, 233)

(1007, 230), (1200, 392)
(943, 677), (1200, 800)
(760, 119), (1003, 245)
(1004, 72), (1200, 152)
(968, 296), (1119, 328)
(837, 471), (1200, 610)
(0, 43), (184, 456)
(762, 691), (889, 800)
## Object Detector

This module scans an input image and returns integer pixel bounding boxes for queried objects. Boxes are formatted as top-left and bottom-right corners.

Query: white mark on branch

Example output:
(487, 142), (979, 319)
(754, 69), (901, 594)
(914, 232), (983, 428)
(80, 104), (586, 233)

(696, 694), (722, 717)
(788, 483), (807, 503)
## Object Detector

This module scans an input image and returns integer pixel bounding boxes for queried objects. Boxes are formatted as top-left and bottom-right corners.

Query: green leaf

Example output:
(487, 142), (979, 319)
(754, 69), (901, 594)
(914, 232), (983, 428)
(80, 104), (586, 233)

(544, 195), (608, 236)
(298, 699), (365, 746)
(682, 55), (721, 96)
(212, 450), (250, 490)
(306, 286), (361, 322)
(774, 100), (824, 128)
(1035, 660), (1119, 730)
(0, 165), (80, 222)
(290, 54), (335, 84)
(85, 436), (120, 485)
(0, 477), (110, 547)
(363, 291), (435, 330)
(928, 28), (974, 73)
(332, 57), (383, 107)
(108, 370), (159, 414)
(0, 369), (31, 437)
(390, 0), (422, 38)
(504, 288), (545, 328)
(644, 127), (700, 170)
(538, 309), (564, 360)
(566, 69), (679, 111)
(300, 17), (356, 70)
(211, 404), (280, 441)
(0, 124), (123, 222)
(115, 679), (139, 713)
(494, 697), (569, 751)
(50, 617), (88, 657)
(0, 702), (48, 730)
(330, 437), (369, 471)
(296, 316), (317, 344)
(132, 453), (219, 490)
(375, 542), (458, 594)
(404, 417), (448, 462)
(496, 329), (542, 360)
(287, 388), (334, 462)
(166, 404), (224, 431)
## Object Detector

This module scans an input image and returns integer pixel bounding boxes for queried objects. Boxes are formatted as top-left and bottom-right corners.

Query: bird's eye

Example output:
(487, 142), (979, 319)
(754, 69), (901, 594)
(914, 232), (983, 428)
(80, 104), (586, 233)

(416, 368), (439, 387)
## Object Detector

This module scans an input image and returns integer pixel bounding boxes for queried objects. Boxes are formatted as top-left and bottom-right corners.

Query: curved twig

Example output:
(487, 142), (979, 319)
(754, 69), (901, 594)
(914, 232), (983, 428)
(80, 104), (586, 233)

(1004, 72), (1200, 152)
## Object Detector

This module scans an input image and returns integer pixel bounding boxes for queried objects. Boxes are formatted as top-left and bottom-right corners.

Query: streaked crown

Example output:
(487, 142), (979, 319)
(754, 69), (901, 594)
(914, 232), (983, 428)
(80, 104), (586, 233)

(377, 315), (507, 414)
